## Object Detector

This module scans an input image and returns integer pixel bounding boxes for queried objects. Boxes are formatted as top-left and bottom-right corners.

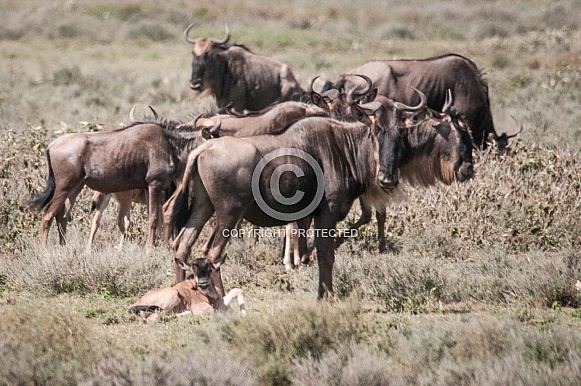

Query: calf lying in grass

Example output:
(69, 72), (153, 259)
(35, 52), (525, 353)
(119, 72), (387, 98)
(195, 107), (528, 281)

(129, 257), (246, 321)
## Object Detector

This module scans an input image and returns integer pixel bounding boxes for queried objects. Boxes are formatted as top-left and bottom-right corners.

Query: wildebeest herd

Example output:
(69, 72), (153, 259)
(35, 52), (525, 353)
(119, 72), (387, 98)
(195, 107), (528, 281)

(27, 23), (521, 318)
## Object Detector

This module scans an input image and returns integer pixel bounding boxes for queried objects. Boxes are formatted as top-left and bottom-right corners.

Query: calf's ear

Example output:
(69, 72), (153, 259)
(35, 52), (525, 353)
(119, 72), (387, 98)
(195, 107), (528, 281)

(174, 258), (192, 272)
(350, 103), (372, 126)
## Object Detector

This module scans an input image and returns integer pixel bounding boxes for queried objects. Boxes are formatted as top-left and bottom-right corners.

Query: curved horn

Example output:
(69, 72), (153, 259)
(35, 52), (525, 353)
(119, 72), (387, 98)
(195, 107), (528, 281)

(506, 115), (524, 139)
(442, 89), (453, 114)
(148, 105), (158, 121)
(211, 24), (230, 45)
(191, 113), (203, 127)
(184, 22), (198, 44)
(129, 105), (137, 122)
(394, 87), (427, 112)
(348, 74), (373, 98)
(308, 76), (320, 93)
(346, 88), (357, 105)
(210, 114), (221, 135)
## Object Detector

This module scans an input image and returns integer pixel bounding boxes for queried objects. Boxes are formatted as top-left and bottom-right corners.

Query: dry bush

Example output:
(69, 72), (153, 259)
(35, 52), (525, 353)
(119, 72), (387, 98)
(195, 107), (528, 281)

(370, 141), (581, 254)
(0, 302), (102, 385)
(332, 248), (581, 311)
(1, 232), (172, 297)
(214, 299), (366, 384)
(81, 348), (258, 386)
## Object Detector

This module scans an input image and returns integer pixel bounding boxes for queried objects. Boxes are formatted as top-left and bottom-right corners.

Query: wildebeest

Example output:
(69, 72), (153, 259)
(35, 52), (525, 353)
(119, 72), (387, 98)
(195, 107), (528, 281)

(336, 90), (474, 252)
(27, 117), (214, 248)
(129, 257), (246, 322)
(188, 101), (328, 136)
(327, 53), (520, 150)
(185, 23), (306, 112)
(168, 94), (430, 298)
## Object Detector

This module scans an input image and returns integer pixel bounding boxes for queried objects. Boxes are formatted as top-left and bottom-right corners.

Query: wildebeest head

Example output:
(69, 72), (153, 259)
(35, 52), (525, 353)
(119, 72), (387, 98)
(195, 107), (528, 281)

(398, 90), (474, 185)
(174, 257), (224, 299)
(493, 116), (523, 154)
(310, 74), (378, 119)
(184, 23), (231, 92)
(350, 90), (426, 190)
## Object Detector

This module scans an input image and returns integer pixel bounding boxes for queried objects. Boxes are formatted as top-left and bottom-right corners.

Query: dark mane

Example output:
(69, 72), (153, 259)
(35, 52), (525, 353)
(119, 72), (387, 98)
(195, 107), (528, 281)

(115, 117), (186, 132)
(282, 118), (379, 194)
(115, 118), (208, 156)
(216, 42), (253, 53)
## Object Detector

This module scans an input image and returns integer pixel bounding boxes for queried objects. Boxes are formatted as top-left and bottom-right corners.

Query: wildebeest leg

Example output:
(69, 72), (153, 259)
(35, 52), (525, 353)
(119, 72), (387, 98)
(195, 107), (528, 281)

(87, 192), (112, 251)
(203, 214), (247, 297)
(146, 182), (164, 249)
(172, 212), (214, 282)
(41, 183), (83, 246)
(376, 208), (387, 253)
(161, 190), (178, 245)
(282, 222), (301, 271)
(283, 223), (294, 271)
(313, 210), (337, 299)
(172, 183), (215, 282)
(252, 224), (260, 245)
(296, 216), (313, 265)
(335, 197), (372, 249)
(291, 223), (300, 267)
(116, 193), (132, 249)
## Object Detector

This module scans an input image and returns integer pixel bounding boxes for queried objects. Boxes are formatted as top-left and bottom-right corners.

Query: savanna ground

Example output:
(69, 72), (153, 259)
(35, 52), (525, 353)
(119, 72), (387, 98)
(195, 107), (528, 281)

(1, 0), (581, 384)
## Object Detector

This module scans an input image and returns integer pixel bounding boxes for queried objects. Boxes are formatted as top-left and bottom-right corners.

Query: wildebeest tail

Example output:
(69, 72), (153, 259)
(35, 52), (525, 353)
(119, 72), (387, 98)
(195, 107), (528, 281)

(128, 305), (163, 314)
(170, 152), (200, 234)
(26, 150), (55, 212)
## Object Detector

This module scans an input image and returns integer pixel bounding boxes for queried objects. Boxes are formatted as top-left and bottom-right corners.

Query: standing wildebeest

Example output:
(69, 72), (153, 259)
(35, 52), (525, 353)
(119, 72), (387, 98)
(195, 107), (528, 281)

(169, 95), (434, 298)
(27, 118), (214, 248)
(129, 257), (246, 322)
(336, 90), (474, 252)
(184, 23), (306, 112)
(328, 53), (520, 150)
(289, 89), (474, 258)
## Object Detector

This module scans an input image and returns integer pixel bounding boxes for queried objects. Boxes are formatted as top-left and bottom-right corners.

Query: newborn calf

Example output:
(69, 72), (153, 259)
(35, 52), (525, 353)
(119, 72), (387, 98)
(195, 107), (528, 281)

(129, 257), (245, 321)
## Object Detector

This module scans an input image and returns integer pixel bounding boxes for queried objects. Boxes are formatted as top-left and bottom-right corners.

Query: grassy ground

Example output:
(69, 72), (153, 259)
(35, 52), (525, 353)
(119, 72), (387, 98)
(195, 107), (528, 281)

(1, 0), (581, 384)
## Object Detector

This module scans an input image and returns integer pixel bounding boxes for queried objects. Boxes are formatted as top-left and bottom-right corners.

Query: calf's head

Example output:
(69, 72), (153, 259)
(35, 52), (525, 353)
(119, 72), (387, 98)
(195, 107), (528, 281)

(174, 257), (224, 299)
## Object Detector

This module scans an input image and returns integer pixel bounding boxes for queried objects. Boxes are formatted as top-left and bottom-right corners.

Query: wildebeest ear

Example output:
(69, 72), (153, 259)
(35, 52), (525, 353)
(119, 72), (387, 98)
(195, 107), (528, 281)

(201, 128), (211, 139)
(174, 258), (192, 272)
(350, 103), (372, 126)
(310, 92), (328, 111)
(360, 88), (378, 104)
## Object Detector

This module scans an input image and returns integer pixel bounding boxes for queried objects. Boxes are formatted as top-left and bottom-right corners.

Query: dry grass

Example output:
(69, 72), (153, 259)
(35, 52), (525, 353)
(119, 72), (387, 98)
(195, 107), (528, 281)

(2, 0), (581, 384)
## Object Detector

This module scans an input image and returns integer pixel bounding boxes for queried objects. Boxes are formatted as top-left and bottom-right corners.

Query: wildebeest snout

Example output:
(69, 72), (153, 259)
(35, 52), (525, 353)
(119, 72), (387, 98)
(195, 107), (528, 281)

(456, 163), (473, 182)
(190, 80), (203, 91)
(377, 170), (399, 189)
